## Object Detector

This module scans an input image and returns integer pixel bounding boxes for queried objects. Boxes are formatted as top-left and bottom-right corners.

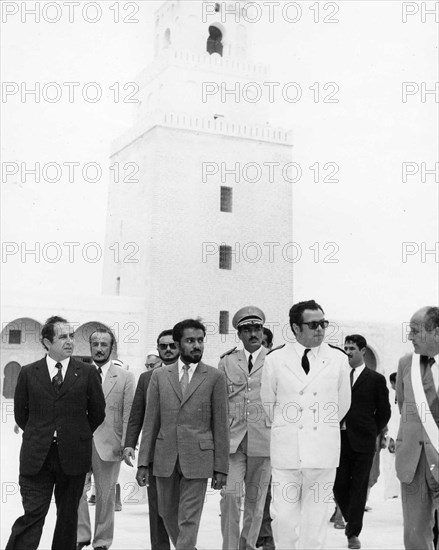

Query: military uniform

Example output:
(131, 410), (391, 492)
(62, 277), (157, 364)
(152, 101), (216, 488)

(219, 307), (271, 550)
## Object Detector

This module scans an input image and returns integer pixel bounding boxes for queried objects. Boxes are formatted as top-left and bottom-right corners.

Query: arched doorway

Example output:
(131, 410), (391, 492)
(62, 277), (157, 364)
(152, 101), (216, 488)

(364, 346), (377, 371)
(3, 361), (21, 398)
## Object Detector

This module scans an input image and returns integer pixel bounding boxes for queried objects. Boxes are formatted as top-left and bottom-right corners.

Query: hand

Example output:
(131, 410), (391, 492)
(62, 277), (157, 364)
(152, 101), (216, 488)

(211, 472), (227, 490)
(388, 438), (395, 453)
(136, 466), (149, 487)
(123, 447), (135, 467)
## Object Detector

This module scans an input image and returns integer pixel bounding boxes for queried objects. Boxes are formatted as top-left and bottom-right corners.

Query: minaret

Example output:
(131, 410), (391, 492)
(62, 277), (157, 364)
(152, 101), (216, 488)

(102, 0), (293, 364)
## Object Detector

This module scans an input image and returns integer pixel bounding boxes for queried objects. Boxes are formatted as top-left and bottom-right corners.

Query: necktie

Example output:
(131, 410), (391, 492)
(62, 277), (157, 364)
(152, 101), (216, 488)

(302, 349), (311, 375)
(350, 368), (356, 387)
(52, 362), (63, 392)
(248, 354), (253, 373)
(97, 366), (103, 383)
(180, 364), (189, 396)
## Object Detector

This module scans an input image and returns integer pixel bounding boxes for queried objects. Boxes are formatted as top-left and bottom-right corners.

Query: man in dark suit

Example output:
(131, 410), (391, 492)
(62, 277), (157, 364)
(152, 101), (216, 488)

(395, 306), (439, 550)
(136, 319), (229, 550)
(333, 334), (391, 550)
(123, 329), (179, 550)
(6, 316), (106, 550)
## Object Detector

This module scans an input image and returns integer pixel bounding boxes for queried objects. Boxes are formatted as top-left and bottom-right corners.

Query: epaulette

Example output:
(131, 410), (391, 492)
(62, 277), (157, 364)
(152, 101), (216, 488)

(266, 344), (285, 355)
(220, 346), (237, 359)
(328, 344), (348, 356)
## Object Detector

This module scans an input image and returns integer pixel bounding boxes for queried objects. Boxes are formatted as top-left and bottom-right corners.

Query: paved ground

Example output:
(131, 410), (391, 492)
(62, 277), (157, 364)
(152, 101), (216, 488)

(1, 398), (404, 549)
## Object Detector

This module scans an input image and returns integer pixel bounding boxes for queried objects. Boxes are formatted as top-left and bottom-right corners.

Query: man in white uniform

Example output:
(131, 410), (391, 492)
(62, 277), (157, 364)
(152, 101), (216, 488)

(261, 299), (351, 550)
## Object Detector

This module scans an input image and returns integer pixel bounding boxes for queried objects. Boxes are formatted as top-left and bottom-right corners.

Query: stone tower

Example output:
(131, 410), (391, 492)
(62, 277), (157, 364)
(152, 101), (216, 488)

(102, 0), (293, 364)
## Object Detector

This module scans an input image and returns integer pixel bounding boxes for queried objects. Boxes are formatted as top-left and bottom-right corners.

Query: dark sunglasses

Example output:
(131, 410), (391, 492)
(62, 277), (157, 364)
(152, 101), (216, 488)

(301, 320), (330, 330)
(158, 343), (177, 350)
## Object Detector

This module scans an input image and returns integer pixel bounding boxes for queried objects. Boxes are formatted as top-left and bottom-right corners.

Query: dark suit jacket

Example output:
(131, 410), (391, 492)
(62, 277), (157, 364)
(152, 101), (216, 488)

(124, 369), (153, 450)
(14, 356), (106, 476)
(343, 367), (391, 453)
(138, 361), (229, 479)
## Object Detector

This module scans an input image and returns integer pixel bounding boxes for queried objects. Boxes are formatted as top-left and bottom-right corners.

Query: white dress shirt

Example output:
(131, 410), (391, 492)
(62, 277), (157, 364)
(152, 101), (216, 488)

(244, 346), (263, 368)
(178, 359), (197, 383)
(93, 359), (111, 382)
(46, 355), (70, 380)
(293, 341), (321, 370)
(350, 363), (366, 386)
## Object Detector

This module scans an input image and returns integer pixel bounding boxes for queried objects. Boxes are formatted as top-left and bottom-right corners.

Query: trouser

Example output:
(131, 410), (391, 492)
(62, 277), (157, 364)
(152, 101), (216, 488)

(147, 462), (171, 550)
(401, 448), (439, 550)
(77, 445), (121, 549)
(156, 460), (208, 550)
(6, 442), (85, 550)
(271, 467), (336, 550)
(220, 440), (270, 550)
(333, 433), (375, 538)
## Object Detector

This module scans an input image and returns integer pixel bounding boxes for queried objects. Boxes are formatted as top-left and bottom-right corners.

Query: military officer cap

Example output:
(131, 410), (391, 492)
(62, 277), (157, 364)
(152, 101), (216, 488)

(232, 306), (265, 330)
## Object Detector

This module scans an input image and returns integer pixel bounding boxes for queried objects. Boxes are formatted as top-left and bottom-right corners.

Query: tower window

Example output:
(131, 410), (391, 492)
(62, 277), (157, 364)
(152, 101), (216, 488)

(220, 186), (233, 212)
(215, 3), (220, 11)
(219, 245), (232, 270)
(164, 28), (171, 48)
(219, 311), (229, 334)
(9, 330), (21, 344)
(207, 25), (223, 56)
(116, 277), (121, 295)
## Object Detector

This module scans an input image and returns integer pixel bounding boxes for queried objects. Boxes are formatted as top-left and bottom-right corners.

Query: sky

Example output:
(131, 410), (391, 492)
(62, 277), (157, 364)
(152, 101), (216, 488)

(1, 0), (438, 324)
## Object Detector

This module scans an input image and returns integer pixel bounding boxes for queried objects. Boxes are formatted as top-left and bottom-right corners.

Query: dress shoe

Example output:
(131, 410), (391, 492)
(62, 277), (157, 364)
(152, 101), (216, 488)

(347, 536), (361, 549)
(94, 547), (107, 550)
(329, 507), (337, 522)
(76, 542), (90, 550)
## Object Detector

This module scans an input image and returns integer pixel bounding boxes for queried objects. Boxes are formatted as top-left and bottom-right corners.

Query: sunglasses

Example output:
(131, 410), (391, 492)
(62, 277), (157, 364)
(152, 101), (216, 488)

(301, 320), (330, 330)
(158, 343), (177, 351)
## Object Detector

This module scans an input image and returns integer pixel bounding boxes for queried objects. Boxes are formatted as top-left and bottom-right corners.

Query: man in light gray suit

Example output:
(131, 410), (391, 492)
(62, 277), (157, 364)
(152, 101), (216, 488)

(219, 306), (271, 550)
(396, 306), (439, 550)
(136, 319), (229, 550)
(77, 329), (135, 550)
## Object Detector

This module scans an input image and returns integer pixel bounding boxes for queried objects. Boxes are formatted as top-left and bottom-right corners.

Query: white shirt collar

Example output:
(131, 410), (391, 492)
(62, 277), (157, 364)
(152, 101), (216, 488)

(243, 346), (263, 364)
(178, 358), (198, 381)
(46, 355), (70, 376)
(93, 359), (112, 381)
(293, 341), (321, 359)
(351, 363), (365, 380)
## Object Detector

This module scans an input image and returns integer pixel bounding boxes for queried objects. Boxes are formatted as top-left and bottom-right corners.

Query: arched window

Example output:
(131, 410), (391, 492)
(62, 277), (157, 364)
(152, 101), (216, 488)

(3, 361), (21, 398)
(207, 25), (223, 56)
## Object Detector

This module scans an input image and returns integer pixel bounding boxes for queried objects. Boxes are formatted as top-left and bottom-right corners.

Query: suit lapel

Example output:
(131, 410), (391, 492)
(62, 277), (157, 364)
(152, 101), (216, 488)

(182, 362), (207, 405)
(34, 357), (55, 395)
(58, 358), (81, 397)
(287, 345), (307, 383)
(353, 366), (369, 390)
(250, 347), (267, 375)
(299, 345), (331, 389)
(167, 362), (183, 401)
(236, 350), (249, 376)
(103, 362), (118, 398)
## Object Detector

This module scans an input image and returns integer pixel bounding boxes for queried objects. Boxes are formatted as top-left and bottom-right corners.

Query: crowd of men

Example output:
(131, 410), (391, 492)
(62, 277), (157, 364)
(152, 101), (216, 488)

(5, 301), (439, 550)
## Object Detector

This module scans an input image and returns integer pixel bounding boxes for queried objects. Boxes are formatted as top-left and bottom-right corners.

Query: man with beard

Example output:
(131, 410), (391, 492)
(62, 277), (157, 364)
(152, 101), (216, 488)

(136, 319), (229, 550)
(395, 306), (439, 550)
(219, 306), (271, 550)
(6, 316), (105, 550)
(77, 328), (135, 550)
(261, 300), (351, 550)
(123, 329), (180, 550)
